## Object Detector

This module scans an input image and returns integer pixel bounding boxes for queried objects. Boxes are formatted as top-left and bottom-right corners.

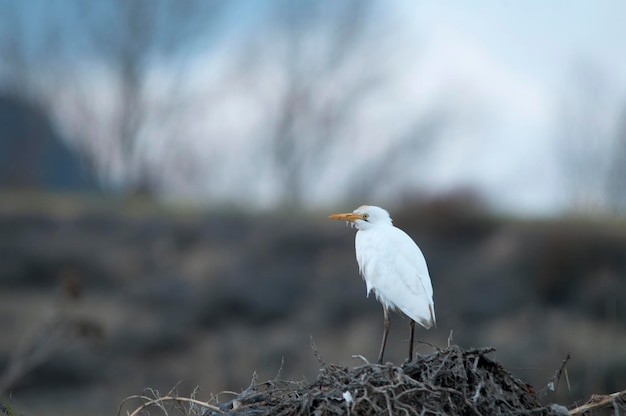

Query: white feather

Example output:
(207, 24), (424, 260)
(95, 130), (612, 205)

(352, 206), (435, 329)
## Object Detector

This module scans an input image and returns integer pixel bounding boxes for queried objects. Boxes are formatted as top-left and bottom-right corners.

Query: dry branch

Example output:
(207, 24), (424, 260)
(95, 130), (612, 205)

(119, 345), (622, 415)
(541, 353), (571, 397)
(200, 345), (564, 415)
(118, 394), (221, 416)
(568, 389), (626, 415)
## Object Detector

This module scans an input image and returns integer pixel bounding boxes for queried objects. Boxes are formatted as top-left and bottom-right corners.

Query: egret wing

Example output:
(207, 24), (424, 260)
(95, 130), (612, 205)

(356, 226), (435, 328)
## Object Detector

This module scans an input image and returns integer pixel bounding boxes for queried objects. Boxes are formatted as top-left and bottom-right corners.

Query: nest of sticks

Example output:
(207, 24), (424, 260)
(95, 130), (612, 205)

(213, 344), (563, 416)
(120, 342), (626, 415)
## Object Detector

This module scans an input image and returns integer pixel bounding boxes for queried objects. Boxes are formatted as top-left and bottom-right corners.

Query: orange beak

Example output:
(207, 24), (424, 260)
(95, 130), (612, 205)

(328, 212), (365, 222)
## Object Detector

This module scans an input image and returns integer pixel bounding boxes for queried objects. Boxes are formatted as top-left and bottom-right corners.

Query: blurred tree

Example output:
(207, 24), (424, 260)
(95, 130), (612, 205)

(241, 0), (450, 208)
(59, 0), (225, 195)
(557, 61), (626, 216)
(349, 107), (455, 203)
(605, 105), (626, 213)
(0, 2), (61, 99)
(556, 62), (615, 215)
(0, 0), (455, 208)
(0, 0), (224, 195)
(0, 2), (97, 191)
(0, 2), (29, 97)
(268, 0), (381, 207)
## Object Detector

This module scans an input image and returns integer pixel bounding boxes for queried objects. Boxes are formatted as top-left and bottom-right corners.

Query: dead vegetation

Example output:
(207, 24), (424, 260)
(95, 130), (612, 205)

(117, 341), (626, 416)
(2, 206), (625, 415)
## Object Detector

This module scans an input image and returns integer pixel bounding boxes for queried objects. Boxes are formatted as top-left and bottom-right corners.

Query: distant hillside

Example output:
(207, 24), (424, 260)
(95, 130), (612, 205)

(0, 93), (98, 191)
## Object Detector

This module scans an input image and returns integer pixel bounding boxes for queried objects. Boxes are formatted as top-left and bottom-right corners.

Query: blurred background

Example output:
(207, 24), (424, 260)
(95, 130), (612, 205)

(0, 1), (625, 414)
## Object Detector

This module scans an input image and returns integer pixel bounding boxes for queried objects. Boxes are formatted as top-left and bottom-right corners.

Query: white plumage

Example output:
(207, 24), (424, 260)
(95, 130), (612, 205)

(329, 205), (435, 363)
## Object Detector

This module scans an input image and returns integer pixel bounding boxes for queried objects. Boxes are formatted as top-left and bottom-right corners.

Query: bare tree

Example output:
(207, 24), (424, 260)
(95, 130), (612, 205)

(556, 61), (615, 215)
(0, 2), (30, 97)
(256, 0), (381, 207)
(232, 0), (456, 209)
(0, 0), (225, 194)
(1, 0), (455, 209)
(555, 61), (626, 216)
(63, 0), (225, 194)
(227, 1), (400, 207)
(349, 106), (455, 203)
(605, 104), (626, 213)
(0, 2), (61, 99)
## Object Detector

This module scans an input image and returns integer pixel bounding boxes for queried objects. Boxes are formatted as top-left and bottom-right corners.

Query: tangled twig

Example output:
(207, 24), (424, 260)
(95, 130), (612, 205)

(202, 345), (564, 415)
(120, 345), (622, 415)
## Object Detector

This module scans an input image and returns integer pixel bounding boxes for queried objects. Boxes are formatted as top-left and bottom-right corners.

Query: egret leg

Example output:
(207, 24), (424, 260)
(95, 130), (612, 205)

(408, 319), (416, 362)
(377, 304), (391, 364)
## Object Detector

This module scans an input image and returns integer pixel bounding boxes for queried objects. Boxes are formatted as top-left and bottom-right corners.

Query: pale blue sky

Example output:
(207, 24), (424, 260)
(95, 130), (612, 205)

(380, 1), (626, 214)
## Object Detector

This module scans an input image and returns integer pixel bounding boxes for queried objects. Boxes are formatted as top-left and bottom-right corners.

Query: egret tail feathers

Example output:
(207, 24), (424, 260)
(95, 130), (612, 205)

(429, 304), (436, 329)
(414, 303), (436, 330)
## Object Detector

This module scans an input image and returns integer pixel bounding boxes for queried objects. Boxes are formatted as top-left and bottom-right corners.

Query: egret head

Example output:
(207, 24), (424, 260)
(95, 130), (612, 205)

(328, 205), (392, 230)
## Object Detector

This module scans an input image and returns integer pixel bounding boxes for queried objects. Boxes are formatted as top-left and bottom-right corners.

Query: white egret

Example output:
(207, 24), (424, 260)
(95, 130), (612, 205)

(329, 205), (435, 364)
